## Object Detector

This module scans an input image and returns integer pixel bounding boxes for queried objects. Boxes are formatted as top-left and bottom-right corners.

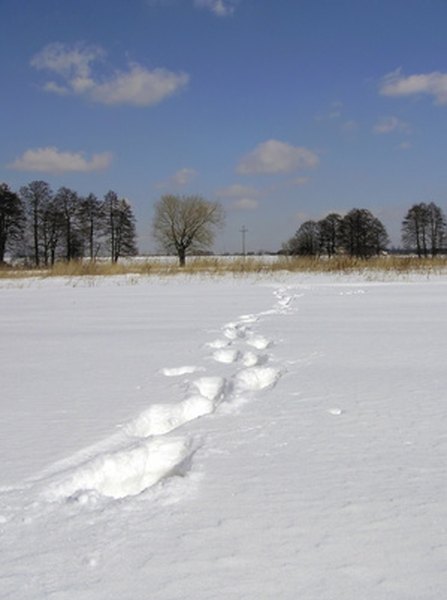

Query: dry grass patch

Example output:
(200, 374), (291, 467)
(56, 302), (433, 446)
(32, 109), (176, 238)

(1, 255), (447, 280)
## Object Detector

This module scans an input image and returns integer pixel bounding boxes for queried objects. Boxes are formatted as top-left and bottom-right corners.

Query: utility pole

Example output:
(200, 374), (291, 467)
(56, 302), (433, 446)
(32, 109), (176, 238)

(240, 225), (248, 256)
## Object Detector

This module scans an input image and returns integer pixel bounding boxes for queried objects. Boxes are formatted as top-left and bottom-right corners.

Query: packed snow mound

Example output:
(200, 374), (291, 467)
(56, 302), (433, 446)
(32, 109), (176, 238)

(207, 338), (230, 349)
(223, 322), (248, 340)
(246, 335), (271, 350)
(212, 348), (240, 364)
(234, 366), (281, 392)
(241, 351), (261, 367)
(45, 436), (195, 501)
(191, 376), (226, 401)
(161, 366), (201, 377)
(126, 396), (215, 437)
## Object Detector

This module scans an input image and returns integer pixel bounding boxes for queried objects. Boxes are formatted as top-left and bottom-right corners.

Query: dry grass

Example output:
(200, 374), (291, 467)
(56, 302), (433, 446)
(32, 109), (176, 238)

(1, 255), (447, 280)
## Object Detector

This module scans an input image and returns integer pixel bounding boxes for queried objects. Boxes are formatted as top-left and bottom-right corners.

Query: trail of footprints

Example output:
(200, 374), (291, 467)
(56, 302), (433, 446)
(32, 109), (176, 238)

(42, 288), (294, 503)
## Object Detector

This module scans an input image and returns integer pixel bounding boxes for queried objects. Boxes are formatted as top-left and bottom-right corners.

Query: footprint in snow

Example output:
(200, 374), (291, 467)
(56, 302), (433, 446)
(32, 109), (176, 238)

(277, 295), (292, 308)
(207, 339), (231, 349)
(234, 366), (281, 392)
(241, 351), (262, 367)
(126, 396), (215, 437)
(45, 436), (197, 502)
(237, 314), (259, 324)
(246, 335), (271, 350)
(223, 322), (249, 341)
(212, 348), (240, 364)
(191, 376), (226, 401)
(161, 366), (202, 377)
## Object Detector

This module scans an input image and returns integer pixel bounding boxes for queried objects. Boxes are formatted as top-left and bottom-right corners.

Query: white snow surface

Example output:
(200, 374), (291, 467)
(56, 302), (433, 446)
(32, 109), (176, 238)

(1, 273), (447, 599)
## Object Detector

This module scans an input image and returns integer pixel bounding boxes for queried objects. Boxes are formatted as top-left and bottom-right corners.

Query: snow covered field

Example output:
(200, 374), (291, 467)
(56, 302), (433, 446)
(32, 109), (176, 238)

(1, 272), (446, 599)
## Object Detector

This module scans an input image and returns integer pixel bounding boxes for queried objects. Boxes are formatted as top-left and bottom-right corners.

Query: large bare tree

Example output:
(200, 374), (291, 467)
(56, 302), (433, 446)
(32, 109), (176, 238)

(340, 208), (389, 258)
(19, 180), (52, 266)
(283, 220), (321, 256)
(0, 183), (25, 264)
(78, 193), (104, 261)
(54, 186), (81, 261)
(152, 194), (224, 266)
(103, 191), (138, 262)
(402, 202), (446, 257)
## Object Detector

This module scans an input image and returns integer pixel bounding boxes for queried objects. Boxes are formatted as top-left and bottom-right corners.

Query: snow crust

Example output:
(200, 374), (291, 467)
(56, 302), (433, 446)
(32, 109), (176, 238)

(1, 273), (447, 599)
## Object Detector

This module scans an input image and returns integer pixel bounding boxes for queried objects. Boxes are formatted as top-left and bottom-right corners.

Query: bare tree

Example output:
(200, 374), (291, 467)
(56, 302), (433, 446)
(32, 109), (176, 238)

(402, 203), (429, 257)
(111, 199), (138, 262)
(283, 220), (320, 256)
(41, 198), (64, 266)
(402, 202), (446, 256)
(427, 202), (446, 256)
(78, 193), (104, 261)
(318, 213), (342, 257)
(54, 187), (82, 261)
(152, 194), (224, 266)
(0, 183), (25, 264)
(103, 191), (138, 262)
(340, 209), (389, 258)
(19, 180), (52, 266)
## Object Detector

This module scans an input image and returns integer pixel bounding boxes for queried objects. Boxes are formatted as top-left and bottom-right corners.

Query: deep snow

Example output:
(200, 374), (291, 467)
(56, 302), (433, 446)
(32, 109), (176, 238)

(0, 273), (446, 599)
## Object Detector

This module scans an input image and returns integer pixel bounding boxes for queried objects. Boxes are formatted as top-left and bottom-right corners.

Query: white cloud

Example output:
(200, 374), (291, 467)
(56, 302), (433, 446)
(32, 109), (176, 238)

(43, 81), (71, 95)
(31, 43), (189, 107)
(146, 0), (239, 14)
(194, 0), (237, 17)
(172, 167), (197, 186)
(8, 147), (113, 173)
(216, 183), (259, 198)
(157, 167), (197, 188)
(31, 42), (104, 79)
(373, 116), (411, 134)
(237, 140), (319, 175)
(398, 141), (413, 150)
(380, 68), (447, 105)
(231, 198), (258, 210)
(216, 183), (259, 210)
(91, 64), (189, 107)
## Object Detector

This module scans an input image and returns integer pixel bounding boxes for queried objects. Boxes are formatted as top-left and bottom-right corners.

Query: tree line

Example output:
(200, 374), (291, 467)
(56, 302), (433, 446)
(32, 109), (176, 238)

(0, 181), (137, 265)
(1, 179), (447, 266)
(283, 203), (446, 258)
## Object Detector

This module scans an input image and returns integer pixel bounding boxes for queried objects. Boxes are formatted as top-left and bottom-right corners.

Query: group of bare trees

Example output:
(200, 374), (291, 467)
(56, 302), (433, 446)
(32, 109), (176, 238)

(0, 181), (137, 265)
(283, 209), (390, 258)
(2, 178), (446, 267)
(284, 202), (446, 258)
(401, 202), (446, 257)
(0, 184), (222, 267)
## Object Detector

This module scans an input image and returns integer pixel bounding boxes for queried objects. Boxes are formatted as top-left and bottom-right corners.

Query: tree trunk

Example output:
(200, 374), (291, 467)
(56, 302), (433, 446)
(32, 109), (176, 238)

(89, 222), (94, 261)
(33, 213), (40, 267)
(178, 247), (186, 267)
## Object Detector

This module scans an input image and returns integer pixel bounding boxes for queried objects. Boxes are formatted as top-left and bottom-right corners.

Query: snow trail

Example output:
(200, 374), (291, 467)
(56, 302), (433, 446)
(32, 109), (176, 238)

(45, 436), (196, 501)
(2, 277), (447, 599)
(125, 396), (215, 437)
(20, 284), (297, 503)
(234, 366), (281, 392)
(161, 366), (202, 377)
(212, 348), (240, 364)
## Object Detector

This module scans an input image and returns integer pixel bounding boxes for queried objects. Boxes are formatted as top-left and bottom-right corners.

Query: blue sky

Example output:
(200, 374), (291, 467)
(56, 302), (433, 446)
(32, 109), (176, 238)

(2, 0), (447, 253)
